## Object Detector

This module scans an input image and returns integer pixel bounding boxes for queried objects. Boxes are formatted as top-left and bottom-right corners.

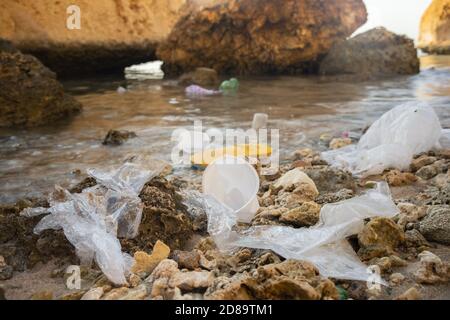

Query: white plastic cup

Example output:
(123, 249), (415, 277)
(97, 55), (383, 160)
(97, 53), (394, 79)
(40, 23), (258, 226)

(202, 156), (260, 223)
(252, 113), (268, 131)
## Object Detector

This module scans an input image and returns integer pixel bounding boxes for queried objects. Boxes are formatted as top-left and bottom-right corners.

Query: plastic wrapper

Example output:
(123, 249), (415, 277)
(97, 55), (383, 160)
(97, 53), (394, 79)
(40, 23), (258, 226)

(185, 85), (221, 96)
(184, 182), (399, 282)
(322, 103), (443, 177)
(21, 156), (164, 285)
(124, 61), (164, 80)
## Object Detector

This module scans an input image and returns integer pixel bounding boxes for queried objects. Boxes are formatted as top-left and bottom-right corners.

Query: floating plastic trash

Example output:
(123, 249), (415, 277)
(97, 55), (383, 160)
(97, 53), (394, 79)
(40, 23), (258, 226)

(322, 103), (443, 177)
(124, 60), (164, 80)
(21, 156), (166, 285)
(117, 86), (127, 94)
(202, 156), (260, 223)
(219, 78), (239, 93)
(252, 113), (269, 130)
(185, 85), (221, 96)
(184, 179), (399, 283)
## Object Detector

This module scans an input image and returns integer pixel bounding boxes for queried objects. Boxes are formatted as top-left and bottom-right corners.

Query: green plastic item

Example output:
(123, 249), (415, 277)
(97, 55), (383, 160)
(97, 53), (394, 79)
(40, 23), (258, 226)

(220, 78), (239, 92)
(336, 286), (349, 300)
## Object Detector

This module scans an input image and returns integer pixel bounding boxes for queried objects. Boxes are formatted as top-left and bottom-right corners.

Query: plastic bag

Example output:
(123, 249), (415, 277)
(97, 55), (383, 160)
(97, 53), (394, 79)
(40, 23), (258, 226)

(124, 61), (164, 80)
(322, 103), (443, 177)
(184, 182), (399, 282)
(21, 156), (165, 285)
(185, 85), (221, 96)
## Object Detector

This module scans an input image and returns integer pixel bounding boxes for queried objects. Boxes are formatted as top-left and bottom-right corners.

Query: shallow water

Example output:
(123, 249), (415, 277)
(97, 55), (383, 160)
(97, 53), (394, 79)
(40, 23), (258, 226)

(0, 55), (449, 203)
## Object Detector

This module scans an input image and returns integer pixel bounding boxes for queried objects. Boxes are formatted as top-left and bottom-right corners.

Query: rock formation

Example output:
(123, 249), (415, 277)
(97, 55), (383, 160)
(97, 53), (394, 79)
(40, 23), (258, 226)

(419, 0), (450, 54)
(0, 0), (187, 76)
(319, 27), (420, 77)
(0, 39), (82, 127)
(157, 0), (368, 75)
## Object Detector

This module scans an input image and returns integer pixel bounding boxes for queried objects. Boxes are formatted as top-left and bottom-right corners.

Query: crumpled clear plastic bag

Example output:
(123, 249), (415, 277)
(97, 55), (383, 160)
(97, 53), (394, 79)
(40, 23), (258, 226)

(184, 182), (399, 283)
(21, 156), (165, 285)
(322, 103), (443, 177)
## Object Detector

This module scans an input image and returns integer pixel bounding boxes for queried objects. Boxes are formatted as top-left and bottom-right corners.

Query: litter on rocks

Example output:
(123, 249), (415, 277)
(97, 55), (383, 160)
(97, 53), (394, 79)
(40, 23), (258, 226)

(322, 103), (443, 177)
(184, 156), (400, 282)
(21, 156), (166, 285)
(202, 156), (260, 223)
(172, 116), (274, 168)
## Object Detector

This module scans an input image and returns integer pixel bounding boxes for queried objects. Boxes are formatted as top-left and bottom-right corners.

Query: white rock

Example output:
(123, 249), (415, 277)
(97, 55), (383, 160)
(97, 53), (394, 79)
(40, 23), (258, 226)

(274, 168), (318, 193)
(81, 287), (104, 300)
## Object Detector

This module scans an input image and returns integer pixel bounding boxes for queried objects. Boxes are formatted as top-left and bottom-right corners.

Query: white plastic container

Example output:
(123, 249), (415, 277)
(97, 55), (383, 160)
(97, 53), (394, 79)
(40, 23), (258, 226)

(252, 113), (269, 130)
(202, 156), (260, 223)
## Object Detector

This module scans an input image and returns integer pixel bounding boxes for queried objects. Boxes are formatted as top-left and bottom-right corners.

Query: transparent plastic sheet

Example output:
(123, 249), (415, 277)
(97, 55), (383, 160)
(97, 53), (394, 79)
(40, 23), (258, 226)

(322, 103), (443, 177)
(183, 182), (398, 282)
(185, 85), (221, 96)
(21, 156), (165, 285)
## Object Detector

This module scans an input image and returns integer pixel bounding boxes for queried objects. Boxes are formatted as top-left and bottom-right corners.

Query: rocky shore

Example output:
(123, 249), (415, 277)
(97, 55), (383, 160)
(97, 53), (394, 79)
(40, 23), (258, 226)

(1, 136), (449, 300)
(0, 0), (187, 76)
(419, 0), (450, 55)
(0, 39), (81, 127)
(157, 0), (368, 75)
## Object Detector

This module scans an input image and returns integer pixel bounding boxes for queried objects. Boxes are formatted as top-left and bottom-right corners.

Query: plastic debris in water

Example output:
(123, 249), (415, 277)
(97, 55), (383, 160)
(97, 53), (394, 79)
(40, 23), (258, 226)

(185, 85), (221, 96)
(219, 78), (239, 92)
(117, 86), (127, 94)
(124, 60), (164, 80)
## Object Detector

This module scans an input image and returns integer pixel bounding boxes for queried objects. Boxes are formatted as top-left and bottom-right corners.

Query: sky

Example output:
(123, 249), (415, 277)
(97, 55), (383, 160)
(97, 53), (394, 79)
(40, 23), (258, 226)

(356, 0), (433, 41)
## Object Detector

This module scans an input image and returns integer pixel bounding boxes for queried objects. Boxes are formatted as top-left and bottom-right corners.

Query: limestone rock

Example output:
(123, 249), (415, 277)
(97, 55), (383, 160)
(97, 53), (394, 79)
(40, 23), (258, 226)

(384, 170), (417, 187)
(389, 273), (406, 286)
(0, 41), (82, 127)
(273, 168), (319, 202)
(102, 130), (137, 146)
(320, 27), (420, 77)
(0, 0), (188, 76)
(31, 291), (53, 300)
(131, 240), (171, 275)
(121, 177), (194, 253)
(172, 250), (201, 270)
(416, 160), (448, 180)
(303, 167), (356, 193)
(358, 218), (405, 260)
(411, 155), (437, 172)
(0, 264), (13, 280)
(178, 67), (219, 87)
(146, 259), (214, 299)
(418, 205), (450, 245)
(329, 138), (352, 150)
(274, 169), (317, 192)
(157, 0), (367, 75)
(414, 251), (450, 284)
(279, 202), (321, 227)
(397, 203), (427, 230)
(395, 287), (421, 300)
(168, 270), (214, 291)
(81, 287), (104, 300)
(205, 260), (339, 300)
(405, 230), (430, 248)
(418, 0), (450, 54)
